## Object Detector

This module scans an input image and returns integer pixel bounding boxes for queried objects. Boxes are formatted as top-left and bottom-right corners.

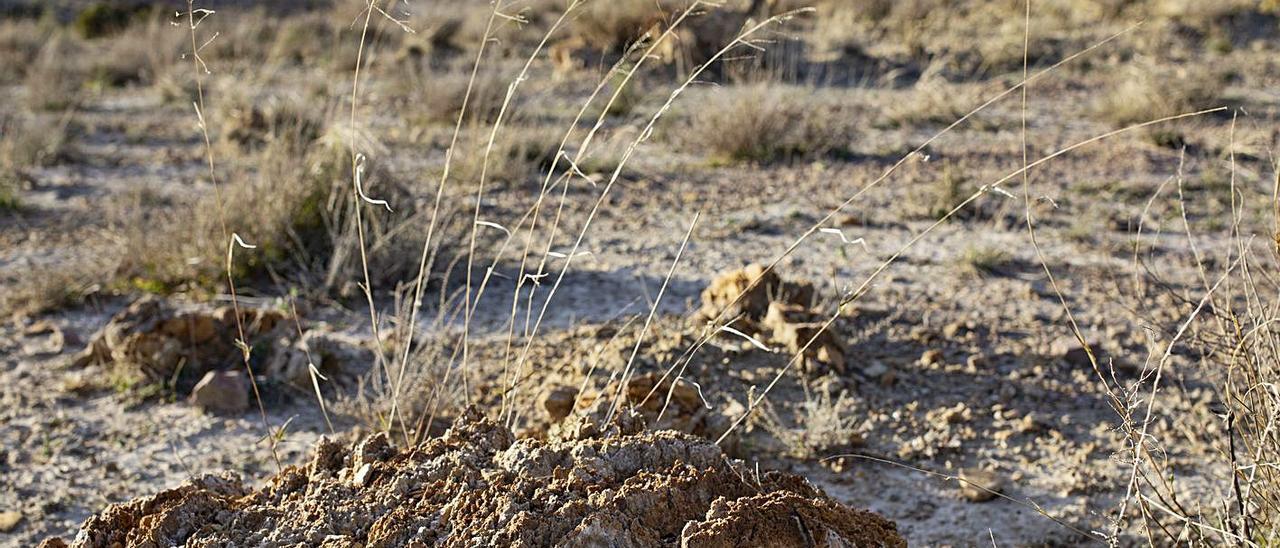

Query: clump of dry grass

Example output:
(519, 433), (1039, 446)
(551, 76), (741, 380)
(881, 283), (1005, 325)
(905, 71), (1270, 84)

(23, 34), (88, 111)
(86, 16), (184, 91)
(674, 84), (854, 164)
(0, 112), (73, 211)
(114, 112), (455, 300)
(570, 0), (672, 54)
(334, 290), (461, 438)
(0, 254), (113, 317)
(393, 64), (511, 128)
(216, 91), (327, 152)
(1094, 64), (1224, 127)
(953, 245), (1013, 278)
(0, 113), (73, 171)
(0, 19), (47, 83)
(877, 82), (1001, 130)
(449, 125), (564, 188)
(760, 384), (862, 458)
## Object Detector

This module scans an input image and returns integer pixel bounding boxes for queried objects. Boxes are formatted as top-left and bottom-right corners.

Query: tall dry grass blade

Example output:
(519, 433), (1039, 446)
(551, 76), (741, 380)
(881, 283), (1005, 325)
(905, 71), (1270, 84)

(508, 6), (814, 414)
(184, 0), (280, 471)
(604, 210), (699, 425)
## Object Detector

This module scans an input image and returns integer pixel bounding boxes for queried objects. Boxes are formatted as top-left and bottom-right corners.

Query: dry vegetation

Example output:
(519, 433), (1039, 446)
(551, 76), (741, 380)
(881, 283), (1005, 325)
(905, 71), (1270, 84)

(1, 0), (1278, 545)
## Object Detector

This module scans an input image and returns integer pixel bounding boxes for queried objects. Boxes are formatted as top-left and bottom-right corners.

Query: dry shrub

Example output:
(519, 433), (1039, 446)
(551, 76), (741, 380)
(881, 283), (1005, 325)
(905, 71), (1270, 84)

(73, 2), (149, 39)
(393, 64), (511, 127)
(760, 383), (862, 458)
(674, 84), (854, 164)
(571, 0), (676, 54)
(1095, 64), (1224, 127)
(87, 16), (184, 90)
(877, 82), (990, 129)
(0, 19), (47, 83)
(1121, 242), (1280, 544)
(216, 91), (327, 152)
(115, 116), (445, 298)
(0, 254), (114, 316)
(334, 291), (461, 437)
(1212, 267), (1280, 543)
(0, 112), (73, 210)
(0, 113), (72, 171)
(449, 124), (563, 188)
(952, 245), (1013, 278)
(23, 34), (88, 111)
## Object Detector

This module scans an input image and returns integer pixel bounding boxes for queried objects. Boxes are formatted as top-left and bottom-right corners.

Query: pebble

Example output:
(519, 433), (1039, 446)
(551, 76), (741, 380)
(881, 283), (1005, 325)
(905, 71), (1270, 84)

(0, 511), (21, 532)
(958, 468), (1003, 502)
(189, 370), (250, 415)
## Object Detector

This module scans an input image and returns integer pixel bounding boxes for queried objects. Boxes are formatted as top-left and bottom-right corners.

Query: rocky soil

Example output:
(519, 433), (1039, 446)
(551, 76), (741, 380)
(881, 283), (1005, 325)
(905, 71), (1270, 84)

(42, 410), (903, 547)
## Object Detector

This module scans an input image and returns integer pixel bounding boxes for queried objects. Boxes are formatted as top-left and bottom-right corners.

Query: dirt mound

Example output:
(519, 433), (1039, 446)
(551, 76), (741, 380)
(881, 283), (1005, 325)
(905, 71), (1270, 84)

(71, 296), (372, 402)
(697, 263), (814, 326)
(699, 264), (844, 374)
(47, 410), (903, 547)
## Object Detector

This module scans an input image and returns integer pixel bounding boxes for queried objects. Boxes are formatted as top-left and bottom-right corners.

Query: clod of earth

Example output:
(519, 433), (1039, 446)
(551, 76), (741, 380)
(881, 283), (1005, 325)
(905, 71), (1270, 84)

(763, 301), (846, 374)
(69, 296), (371, 402)
(545, 371), (727, 441)
(959, 467), (1004, 503)
(699, 264), (846, 374)
(46, 410), (904, 547)
(698, 263), (814, 328)
(188, 369), (250, 415)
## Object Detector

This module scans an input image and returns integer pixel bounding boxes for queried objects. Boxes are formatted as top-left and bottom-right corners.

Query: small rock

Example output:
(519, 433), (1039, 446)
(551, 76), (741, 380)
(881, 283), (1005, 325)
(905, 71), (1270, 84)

(352, 463), (374, 488)
(958, 468), (1003, 502)
(862, 359), (889, 379)
(22, 320), (57, 337)
(920, 349), (943, 367)
(542, 385), (579, 421)
(189, 370), (250, 415)
(0, 510), (21, 532)
(1050, 336), (1095, 367)
(942, 321), (966, 339)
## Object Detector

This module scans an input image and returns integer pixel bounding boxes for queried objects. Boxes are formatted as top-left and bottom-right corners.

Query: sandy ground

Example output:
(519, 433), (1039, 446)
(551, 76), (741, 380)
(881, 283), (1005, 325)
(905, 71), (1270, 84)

(2, 1), (1277, 545)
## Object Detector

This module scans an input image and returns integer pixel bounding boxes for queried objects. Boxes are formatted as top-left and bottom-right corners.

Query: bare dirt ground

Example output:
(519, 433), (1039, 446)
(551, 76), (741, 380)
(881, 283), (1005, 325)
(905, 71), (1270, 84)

(2, 0), (1279, 545)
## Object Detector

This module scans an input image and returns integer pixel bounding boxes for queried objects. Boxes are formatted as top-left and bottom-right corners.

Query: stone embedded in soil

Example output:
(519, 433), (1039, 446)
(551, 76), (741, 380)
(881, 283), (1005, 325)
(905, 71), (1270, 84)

(188, 369), (250, 415)
(70, 296), (372, 401)
(1050, 335), (1096, 368)
(763, 301), (846, 374)
(959, 467), (1004, 502)
(0, 510), (21, 532)
(51, 410), (904, 547)
(71, 296), (286, 385)
(541, 384), (579, 421)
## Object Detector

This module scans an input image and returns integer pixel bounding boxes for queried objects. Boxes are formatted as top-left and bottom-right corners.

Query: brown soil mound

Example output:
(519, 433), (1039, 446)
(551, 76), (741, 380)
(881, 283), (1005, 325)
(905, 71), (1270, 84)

(46, 410), (903, 547)
(71, 296), (371, 396)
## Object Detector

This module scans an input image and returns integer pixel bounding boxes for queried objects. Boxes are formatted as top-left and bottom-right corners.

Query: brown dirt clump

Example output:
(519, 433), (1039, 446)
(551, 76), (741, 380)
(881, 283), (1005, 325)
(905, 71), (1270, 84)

(48, 410), (903, 547)
(699, 264), (843, 374)
(697, 263), (814, 327)
(70, 296), (372, 397)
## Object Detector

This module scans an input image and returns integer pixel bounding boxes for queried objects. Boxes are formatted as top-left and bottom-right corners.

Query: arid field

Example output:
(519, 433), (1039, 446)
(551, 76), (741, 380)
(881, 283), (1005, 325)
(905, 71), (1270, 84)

(1, 0), (1279, 545)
